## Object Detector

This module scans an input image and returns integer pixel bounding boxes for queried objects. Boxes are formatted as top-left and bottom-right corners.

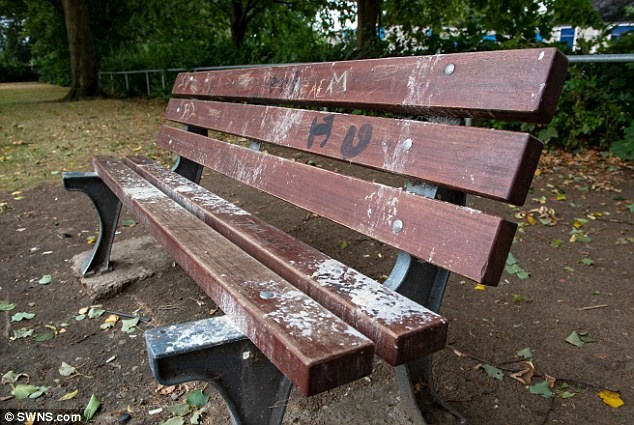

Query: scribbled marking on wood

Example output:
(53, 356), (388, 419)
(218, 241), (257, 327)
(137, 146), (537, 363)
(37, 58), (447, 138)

(165, 99), (542, 204)
(172, 48), (568, 121)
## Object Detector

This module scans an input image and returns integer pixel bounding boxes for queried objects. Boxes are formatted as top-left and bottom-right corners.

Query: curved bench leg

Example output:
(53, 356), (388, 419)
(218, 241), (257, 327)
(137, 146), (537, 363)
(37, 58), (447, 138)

(62, 172), (122, 276)
(145, 316), (292, 425)
(172, 125), (207, 183)
(385, 185), (467, 424)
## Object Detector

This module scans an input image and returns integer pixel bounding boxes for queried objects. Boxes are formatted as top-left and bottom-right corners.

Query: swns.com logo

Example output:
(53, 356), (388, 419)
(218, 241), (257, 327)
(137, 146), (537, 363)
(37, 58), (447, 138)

(3, 410), (82, 423)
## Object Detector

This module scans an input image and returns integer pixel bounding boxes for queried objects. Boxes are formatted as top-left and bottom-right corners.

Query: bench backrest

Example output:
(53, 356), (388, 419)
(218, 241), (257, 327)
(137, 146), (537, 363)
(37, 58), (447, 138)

(162, 48), (567, 286)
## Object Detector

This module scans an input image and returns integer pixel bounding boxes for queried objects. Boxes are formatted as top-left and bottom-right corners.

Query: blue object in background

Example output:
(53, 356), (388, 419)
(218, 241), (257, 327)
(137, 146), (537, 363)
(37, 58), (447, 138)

(611, 25), (633, 40)
(560, 27), (576, 47)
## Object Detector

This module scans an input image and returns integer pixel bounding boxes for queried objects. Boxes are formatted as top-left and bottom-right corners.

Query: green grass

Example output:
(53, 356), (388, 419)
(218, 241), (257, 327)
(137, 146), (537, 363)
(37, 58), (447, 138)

(0, 82), (171, 192)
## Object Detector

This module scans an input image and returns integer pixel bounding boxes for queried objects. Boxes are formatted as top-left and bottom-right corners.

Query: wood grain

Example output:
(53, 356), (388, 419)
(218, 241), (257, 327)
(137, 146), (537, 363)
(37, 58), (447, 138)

(157, 126), (517, 285)
(92, 156), (375, 396)
(165, 98), (542, 205)
(172, 48), (568, 122)
(126, 156), (449, 365)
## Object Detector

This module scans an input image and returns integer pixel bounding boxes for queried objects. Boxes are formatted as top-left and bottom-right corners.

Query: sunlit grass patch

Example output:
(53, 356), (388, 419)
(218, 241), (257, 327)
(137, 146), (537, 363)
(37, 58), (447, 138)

(0, 83), (172, 192)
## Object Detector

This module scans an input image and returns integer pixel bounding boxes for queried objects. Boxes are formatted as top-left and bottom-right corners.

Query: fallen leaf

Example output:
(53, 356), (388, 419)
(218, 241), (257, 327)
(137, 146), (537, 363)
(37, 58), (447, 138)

(516, 347), (533, 360)
(84, 394), (101, 421)
(186, 389), (209, 408)
(530, 380), (553, 398)
(87, 236), (96, 245)
(189, 407), (208, 424)
(155, 385), (177, 395)
(510, 363), (535, 385)
(33, 330), (55, 342)
(580, 258), (594, 266)
(160, 417), (185, 425)
(29, 386), (49, 399)
(474, 284), (486, 291)
(11, 312), (35, 322)
(512, 294), (526, 304)
(121, 317), (140, 333)
(577, 331), (595, 343)
(0, 302), (16, 311)
(78, 307), (89, 315)
(481, 364), (504, 381)
(59, 389), (79, 401)
(565, 331), (585, 347)
(2, 370), (29, 384)
(597, 389), (624, 408)
(87, 308), (105, 319)
(59, 362), (77, 377)
(12, 384), (48, 400)
(38, 274), (52, 285)
(11, 327), (34, 340)
(168, 403), (191, 416)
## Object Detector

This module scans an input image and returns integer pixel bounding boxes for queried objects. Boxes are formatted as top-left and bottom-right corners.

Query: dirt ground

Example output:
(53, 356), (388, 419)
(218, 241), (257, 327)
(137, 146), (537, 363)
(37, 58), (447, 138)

(1, 84), (633, 425)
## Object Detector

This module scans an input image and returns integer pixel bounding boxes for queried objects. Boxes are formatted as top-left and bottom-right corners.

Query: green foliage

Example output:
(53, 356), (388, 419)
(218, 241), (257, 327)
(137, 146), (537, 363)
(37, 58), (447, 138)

(521, 28), (633, 154)
(2, 0), (631, 157)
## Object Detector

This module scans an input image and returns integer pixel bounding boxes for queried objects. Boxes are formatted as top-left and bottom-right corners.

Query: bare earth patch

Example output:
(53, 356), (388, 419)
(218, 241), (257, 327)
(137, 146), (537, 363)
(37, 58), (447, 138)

(1, 83), (633, 425)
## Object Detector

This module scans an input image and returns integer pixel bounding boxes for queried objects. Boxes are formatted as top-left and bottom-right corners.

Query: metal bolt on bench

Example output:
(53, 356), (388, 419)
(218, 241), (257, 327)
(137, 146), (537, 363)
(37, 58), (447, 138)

(64, 48), (567, 424)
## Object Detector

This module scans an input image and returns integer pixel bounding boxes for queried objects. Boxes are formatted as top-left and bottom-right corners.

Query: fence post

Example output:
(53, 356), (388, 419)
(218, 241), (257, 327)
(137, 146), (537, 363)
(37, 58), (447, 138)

(146, 72), (151, 95)
(124, 73), (129, 93)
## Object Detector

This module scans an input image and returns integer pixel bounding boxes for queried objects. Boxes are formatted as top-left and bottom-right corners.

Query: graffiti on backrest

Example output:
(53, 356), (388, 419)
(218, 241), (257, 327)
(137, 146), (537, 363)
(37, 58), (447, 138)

(268, 71), (301, 95)
(341, 123), (372, 158)
(307, 115), (373, 159)
(308, 71), (348, 98)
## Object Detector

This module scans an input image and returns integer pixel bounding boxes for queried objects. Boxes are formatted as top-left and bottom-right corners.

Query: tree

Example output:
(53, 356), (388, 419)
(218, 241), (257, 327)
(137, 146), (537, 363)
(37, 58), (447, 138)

(355, 0), (381, 57)
(61, 0), (98, 99)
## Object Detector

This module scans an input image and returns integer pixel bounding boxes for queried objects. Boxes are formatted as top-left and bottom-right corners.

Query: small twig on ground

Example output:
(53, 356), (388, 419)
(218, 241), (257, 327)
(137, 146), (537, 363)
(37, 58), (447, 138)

(577, 304), (609, 311)
(595, 217), (633, 225)
(104, 309), (151, 323)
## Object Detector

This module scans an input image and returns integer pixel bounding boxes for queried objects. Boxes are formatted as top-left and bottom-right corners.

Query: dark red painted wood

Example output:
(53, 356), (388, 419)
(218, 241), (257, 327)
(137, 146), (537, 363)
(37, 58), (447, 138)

(172, 48), (568, 122)
(92, 156), (375, 396)
(125, 155), (449, 365)
(165, 98), (542, 205)
(157, 126), (516, 285)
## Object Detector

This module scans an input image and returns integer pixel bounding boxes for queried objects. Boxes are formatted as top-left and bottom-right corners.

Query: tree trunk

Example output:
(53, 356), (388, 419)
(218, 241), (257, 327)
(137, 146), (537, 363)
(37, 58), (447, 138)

(61, 0), (99, 100)
(231, 0), (250, 48)
(356, 0), (381, 58)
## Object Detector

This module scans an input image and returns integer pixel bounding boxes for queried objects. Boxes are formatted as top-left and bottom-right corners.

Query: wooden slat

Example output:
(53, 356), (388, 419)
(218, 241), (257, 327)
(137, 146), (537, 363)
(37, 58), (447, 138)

(165, 98), (542, 204)
(157, 126), (516, 285)
(125, 156), (448, 365)
(173, 48), (568, 122)
(92, 156), (374, 396)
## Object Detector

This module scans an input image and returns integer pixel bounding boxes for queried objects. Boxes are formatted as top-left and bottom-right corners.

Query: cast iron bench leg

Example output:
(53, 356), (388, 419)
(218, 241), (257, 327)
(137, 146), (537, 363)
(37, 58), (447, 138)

(172, 125), (207, 183)
(145, 316), (292, 425)
(385, 185), (467, 425)
(62, 172), (122, 276)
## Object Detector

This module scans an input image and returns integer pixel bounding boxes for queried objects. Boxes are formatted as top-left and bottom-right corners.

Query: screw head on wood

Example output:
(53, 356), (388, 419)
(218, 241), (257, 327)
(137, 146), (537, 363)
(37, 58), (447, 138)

(444, 64), (455, 76)
(260, 291), (276, 299)
(392, 219), (403, 233)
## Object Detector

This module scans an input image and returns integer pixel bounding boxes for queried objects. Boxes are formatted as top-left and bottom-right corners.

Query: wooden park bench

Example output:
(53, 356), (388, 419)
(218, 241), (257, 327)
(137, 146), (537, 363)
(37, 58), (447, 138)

(63, 48), (567, 424)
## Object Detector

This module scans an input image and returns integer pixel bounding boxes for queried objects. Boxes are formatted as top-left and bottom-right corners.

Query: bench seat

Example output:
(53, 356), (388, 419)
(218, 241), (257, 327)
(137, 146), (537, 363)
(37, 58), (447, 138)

(92, 155), (448, 394)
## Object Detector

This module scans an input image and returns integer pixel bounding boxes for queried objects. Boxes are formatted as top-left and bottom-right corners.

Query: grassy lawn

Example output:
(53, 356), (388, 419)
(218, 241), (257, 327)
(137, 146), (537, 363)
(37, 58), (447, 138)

(0, 82), (171, 193)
